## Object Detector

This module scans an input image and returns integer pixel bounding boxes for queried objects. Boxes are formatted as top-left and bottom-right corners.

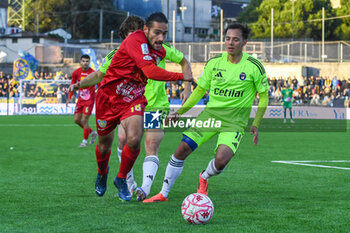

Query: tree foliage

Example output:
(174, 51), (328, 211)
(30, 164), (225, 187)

(23, 0), (127, 40)
(237, 0), (340, 40)
(237, 0), (263, 23)
(334, 0), (350, 40)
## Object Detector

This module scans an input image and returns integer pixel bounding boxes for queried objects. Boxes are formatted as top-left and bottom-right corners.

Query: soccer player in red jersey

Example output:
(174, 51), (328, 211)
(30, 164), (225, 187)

(90, 12), (193, 201)
(66, 55), (98, 147)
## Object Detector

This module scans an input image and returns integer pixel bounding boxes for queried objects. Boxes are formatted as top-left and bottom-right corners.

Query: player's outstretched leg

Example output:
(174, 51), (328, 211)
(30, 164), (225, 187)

(143, 154), (184, 203)
(117, 126), (137, 194)
(136, 155), (159, 201)
(115, 144), (141, 201)
(197, 171), (208, 196)
(117, 147), (137, 194)
(197, 146), (232, 195)
(95, 167), (109, 196)
(113, 176), (132, 202)
(144, 138), (194, 203)
(94, 132), (113, 197)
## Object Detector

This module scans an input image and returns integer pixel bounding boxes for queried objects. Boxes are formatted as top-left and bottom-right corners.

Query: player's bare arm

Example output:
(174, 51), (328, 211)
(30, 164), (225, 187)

(166, 86), (206, 123)
(179, 57), (193, 103)
(68, 70), (103, 93)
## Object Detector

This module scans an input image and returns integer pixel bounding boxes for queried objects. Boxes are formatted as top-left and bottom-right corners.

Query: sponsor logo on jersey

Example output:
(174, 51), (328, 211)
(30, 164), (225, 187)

(239, 72), (246, 81)
(97, 119), (107, 129)
(141, 43), (149, 54)
(143, 55), (153, 61)
(144, 110), (162, 129)
(213, 68), (226, 72)
(213, 88), (244, 97)
(261, 78), (267, 86)
(214, 72), (223, 78)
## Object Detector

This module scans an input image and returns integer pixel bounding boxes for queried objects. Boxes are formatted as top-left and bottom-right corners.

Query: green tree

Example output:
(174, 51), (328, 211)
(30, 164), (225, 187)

(248, 0), (335, 40)
(23, 0), (127, 40)
(307, 0), (337, 40)
(334, 0), (350, 40)
(237, 0), (263, 24)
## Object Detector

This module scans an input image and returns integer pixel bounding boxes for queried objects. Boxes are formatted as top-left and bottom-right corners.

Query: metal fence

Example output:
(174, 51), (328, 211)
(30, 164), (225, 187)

(58, 40), (350, 64)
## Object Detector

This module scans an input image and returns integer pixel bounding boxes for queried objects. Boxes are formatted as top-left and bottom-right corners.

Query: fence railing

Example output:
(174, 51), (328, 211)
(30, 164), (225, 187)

(56, 40), (350, 64)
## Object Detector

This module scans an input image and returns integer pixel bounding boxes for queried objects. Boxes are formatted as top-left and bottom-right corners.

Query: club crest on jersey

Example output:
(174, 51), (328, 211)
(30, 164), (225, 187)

(97, 119), (107, 129)
(239, 72), (246, 81)
(141, 43), (149, 54)
(143, 55), (152, 61)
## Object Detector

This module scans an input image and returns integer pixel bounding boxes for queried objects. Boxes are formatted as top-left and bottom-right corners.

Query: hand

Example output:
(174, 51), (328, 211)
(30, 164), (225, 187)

(250, 126), (259, 146)
(182, 69), (193, 82)
(68, 82), (80, 93)
(165, 112), (180, 124)
(180, 89), (191, 104)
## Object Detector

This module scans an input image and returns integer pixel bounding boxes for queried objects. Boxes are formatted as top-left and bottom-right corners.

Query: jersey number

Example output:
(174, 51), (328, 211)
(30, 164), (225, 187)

(131, 104), (142, 113)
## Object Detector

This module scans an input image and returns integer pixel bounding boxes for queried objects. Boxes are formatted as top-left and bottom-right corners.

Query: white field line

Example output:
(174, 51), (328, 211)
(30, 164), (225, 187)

(271, 160), (350, 170)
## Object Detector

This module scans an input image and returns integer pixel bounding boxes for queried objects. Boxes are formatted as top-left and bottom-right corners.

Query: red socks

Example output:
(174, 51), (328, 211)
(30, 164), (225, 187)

(95, 144), (111, 175)
(83, 128), (93, 140)
(117, 144), (140, 179)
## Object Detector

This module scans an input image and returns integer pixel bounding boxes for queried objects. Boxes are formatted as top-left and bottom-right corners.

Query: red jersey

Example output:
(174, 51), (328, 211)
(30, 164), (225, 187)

(99, 30), (166, 105)
(70, 67), (95, 105)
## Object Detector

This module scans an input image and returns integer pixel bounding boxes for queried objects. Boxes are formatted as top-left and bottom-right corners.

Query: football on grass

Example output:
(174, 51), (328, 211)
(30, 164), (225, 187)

(181, 193), (214, 224)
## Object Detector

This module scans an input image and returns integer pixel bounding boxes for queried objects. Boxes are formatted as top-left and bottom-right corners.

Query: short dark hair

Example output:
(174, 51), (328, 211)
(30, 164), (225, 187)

(224, 24), (250, 40)
(80, 54), (90, 60)
(119, 15), (145, 40)
(145, 12), (168, 28)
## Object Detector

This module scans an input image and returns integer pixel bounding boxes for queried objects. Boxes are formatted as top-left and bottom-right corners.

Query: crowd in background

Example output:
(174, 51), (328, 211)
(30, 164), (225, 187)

(268, 76), (350, 107)
(0, 71), (70, 99)
(1, 70), (350, 107)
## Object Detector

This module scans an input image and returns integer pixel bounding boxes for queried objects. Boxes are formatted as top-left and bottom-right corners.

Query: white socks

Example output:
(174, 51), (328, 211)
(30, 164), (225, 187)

(201, 158), (224, 180)
(141, 155), (159, 196)
(160, 155), (185, 198)
(82, 139), (88, 144)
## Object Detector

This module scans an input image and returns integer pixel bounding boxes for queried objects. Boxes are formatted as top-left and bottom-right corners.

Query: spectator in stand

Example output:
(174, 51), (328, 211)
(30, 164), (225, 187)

(340, 77), (347, 92)
(273, 87), (282, 101)
(293, 88), (300, 105)
(335, 85), (342, 98)
(310, 90), (320, 105)
(270, 77), (276, 89)
(331, 76), (339, 91)
(276, 77), (284, 90)
(292, 76), (298, 89)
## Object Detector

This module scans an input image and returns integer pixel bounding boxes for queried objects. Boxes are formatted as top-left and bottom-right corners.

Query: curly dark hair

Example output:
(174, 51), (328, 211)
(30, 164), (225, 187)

(118, 15), (145, 40)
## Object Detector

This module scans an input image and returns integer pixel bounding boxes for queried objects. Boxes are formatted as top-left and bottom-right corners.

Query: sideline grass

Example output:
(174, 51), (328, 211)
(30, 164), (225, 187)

(1, 116), (349, 232)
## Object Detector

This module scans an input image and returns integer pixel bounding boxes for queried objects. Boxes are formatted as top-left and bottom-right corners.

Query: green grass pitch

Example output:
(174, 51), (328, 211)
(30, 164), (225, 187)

(1, 116), (349, 232)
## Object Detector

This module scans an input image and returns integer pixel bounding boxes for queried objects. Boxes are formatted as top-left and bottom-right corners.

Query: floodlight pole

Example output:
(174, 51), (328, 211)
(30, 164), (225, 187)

(220, 9), (223, 51)
(291, 0), (296, 40)
(99, 9), (103, 42)
(172, 10), (175, 47)
(322, 7), (325, 63)
(110, 30), (114, 49)
(271, 8), (274, 61)
(36, 13), (39, 36)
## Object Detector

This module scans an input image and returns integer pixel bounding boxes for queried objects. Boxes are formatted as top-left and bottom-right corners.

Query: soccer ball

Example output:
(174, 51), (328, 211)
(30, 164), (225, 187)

(181, 193), (214, 224)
